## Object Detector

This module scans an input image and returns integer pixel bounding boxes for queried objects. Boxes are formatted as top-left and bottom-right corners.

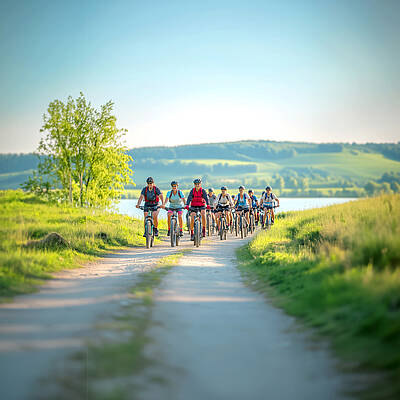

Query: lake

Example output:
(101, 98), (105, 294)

(116, 197), (357, 219)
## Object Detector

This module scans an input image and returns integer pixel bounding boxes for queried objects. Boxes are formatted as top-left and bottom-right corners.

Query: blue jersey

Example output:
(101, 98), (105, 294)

(249, 195), (258, 208)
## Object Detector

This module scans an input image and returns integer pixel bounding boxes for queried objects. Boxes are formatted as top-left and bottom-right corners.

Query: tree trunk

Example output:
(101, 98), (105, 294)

(69, 173), (72, 204)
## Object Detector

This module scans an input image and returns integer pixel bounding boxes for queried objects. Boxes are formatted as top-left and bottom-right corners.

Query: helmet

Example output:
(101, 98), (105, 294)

(208, 188), (214, 193)
(221, 186), (227, 191)
(193, 178), (201, 184)
(238, 185), (244, 190)
(171, 181), (178, 186)
(146, 177), (154, 184)
(248, 189), (253, 194)
(266, 186), (271, 190)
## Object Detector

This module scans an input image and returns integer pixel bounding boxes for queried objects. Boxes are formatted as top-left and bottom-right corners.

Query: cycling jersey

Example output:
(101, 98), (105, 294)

(207, 194), (218, 208)
(187, 188), (209, 207)
(235, 193), (250, 208)
(166, 189), (185, 209)
(249, 195), (258, 208)
(217, 193), (233, 207)
(141, 186), (161, 206)
(262, 192), (277, 207)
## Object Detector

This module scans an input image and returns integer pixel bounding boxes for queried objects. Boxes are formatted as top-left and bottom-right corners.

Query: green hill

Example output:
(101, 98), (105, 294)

(1, 140), (400, 197)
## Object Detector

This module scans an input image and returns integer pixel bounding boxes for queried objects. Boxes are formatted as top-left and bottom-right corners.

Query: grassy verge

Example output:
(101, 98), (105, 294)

(0, 190), (166, 299)
(238, 194), (400, 399)
(39, 251), (188, 400)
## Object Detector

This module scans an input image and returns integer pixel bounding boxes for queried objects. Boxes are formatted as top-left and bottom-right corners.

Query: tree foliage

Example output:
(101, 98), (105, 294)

(24, 93), (133, 206)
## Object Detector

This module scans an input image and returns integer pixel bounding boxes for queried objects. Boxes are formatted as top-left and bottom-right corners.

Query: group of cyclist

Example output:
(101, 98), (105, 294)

(136, 177), (280, 240)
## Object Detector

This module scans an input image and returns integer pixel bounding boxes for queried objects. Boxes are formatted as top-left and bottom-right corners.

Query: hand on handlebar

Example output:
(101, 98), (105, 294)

(185, 205), (190, 210)
(136, 204), (140, 208)
(206, 205), (211, 210)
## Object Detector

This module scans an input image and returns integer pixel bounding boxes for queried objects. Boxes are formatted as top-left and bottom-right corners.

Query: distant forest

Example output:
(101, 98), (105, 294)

(1, 140), (400, 196)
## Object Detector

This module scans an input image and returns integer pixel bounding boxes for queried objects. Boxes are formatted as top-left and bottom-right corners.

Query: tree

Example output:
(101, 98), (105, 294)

(25, 93), (133, 207)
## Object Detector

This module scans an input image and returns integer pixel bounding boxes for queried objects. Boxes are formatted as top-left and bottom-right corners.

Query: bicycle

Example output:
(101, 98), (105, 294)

(190, 206), (204, 247)
(217, 206), (230, 240)
(186, 210), (191, 231)
(262, 205), (278, 230)
(165, 207), (183, 247)
(236, 206), (249, 238)
(233, 209), (239, 236)
(139, 205), (160, 248)
(206, 209), (214, 236)
(249, 207), (256, 234)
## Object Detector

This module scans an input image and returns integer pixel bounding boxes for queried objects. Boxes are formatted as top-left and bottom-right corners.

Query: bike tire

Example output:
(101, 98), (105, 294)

(220, 219), (224, 240)
(170, 219), (176, 247)
(240, 216), (244, 239)
(194, 220), (200, 247)
(175, 227), (180, 246)
(145, 220), (152, 249)
(207, 214), (211, 236)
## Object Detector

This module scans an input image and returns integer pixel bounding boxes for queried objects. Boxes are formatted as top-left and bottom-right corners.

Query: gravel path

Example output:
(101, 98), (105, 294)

(0, 240), (191, 400)
(0, 232), (361, 400)
(142, 236), (358, 400)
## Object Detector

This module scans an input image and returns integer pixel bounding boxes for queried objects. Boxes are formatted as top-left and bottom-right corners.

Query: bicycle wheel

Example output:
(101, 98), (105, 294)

(175, 225), (180, 246)
(194, 219), (200, 247)
(207, 213), (211, 236)
(219, 218), (224, 240)
(170, 218), (176, 247)
(145, 220), (152, 249)
(235, 215), (239, 236)
(240, 216), (244, 239)
(223, 221), (227, 240)
(266, 213), (271, 230)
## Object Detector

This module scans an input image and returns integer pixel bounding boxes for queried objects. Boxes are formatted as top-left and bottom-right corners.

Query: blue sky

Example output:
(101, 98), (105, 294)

(0, 0), (399, 152)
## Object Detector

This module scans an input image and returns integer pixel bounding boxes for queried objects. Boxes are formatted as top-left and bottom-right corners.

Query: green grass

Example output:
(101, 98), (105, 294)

(0, 190), (158, 299)
(238, 194), (400, 399)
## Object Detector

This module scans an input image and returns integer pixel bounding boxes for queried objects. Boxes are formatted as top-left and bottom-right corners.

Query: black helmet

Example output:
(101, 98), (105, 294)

(146, 177), (154, 184)
(208, 188), (214, 193)
(221, 186), (227, 190)
(248, 189), (253, 194)
(193, 178), (201, 184)
(239, 185), (244, 190)
(266, 186), (271, 190)
(171, 181), (178, 186)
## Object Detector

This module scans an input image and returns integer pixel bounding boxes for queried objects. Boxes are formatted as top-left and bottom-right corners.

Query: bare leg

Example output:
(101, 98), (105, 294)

(178, 214), (183, 229)
(167, 213), (171, 230)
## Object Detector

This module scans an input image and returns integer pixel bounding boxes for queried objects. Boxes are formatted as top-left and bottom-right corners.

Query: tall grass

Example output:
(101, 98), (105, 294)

(0, 190), (147, 299)
(240, 194), (400, 399)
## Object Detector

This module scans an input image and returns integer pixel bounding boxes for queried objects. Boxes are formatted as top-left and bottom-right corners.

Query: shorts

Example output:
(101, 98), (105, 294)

(168, 209), (183, 215)
(263, 204), (274, 209)
(144, 203), (159, 212)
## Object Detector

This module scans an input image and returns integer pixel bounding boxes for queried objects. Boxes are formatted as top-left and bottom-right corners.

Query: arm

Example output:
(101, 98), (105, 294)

(136, 194), (144, 208)
(203, 190), (209, 206)
(186, 189), (193, 206)
(275, 195), (280, 207)
(159, 193), (164, 207)
(162, 191), (168, 206)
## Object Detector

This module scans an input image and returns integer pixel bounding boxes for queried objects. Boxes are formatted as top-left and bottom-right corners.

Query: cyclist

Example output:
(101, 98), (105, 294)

(163, 181), (186, 237)
(260, 186), (280, 224)
(207, 188), (218, 226)
(234, 185), (252, 226)
(136, 177), (163, 237)
(215, 186), (233, 231)
(248, 189), (259, 225)
(185, 178), (210, 240)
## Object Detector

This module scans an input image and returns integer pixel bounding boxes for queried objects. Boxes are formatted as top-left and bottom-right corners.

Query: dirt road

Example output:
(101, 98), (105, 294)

(0, 233), (359, 400)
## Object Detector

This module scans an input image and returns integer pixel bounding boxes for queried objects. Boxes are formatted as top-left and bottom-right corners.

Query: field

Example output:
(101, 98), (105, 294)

(2, 142), (400, 197)
(0, 190), (163, 299)
(238, 194), (400, 398)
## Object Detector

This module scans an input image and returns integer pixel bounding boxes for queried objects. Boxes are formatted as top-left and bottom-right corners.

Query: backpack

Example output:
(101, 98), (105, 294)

(144, 186), (159, 203)
(169, 190), (184, 201)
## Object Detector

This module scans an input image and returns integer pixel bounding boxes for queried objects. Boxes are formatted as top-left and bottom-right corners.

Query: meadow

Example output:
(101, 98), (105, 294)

(238, 194), (400, 398)
(0, 190), (160, 299)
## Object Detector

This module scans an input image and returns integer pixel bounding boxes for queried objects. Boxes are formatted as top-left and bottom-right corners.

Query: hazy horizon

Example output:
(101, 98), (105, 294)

(1, 0), (399, 153)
